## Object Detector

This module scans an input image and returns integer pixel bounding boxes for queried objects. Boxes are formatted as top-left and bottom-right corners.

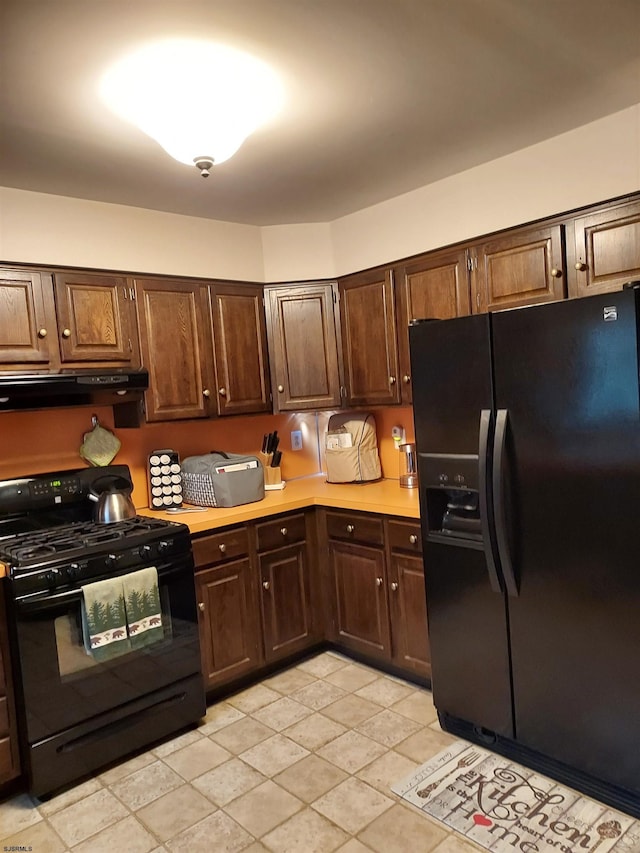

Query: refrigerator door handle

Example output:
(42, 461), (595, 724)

(493, 408), (519, 597)
(479, 409), (503, 593)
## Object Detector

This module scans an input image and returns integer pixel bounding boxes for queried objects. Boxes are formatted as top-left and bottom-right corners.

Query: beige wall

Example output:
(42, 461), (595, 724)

(1, 104), (638, 282)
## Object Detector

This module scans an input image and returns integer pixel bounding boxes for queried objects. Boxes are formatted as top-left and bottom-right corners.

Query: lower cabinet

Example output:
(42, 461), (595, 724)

(0, 585), (20, 784)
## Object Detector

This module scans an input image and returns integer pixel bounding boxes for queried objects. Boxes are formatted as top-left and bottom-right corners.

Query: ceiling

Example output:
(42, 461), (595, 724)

(1, 0), (639, 226)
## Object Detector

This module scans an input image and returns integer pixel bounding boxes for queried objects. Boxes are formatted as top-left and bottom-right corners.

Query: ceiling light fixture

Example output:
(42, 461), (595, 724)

(100, 39), (283, 177)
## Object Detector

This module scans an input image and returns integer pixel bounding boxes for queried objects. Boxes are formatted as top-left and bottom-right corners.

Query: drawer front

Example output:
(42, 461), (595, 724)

(326, 511), (384, 546)
(0, 697), (8, 735)
(256, 513), (306, 552)
(387, 520), (422, 553)
(192, 526), (249, 569)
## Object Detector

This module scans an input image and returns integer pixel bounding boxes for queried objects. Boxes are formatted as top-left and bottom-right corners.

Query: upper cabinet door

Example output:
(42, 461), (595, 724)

(471, 224), (566, 313)
(209, 282), (271, 416)
(395, 248), (471, 403)
(135, 278), (215, 422)
(338, 268), (400, 406)
(52, 272), (139, 366)
(0, 268), (58, 367)
(567, 200), (640, 298)
(265, 283), (342, 412)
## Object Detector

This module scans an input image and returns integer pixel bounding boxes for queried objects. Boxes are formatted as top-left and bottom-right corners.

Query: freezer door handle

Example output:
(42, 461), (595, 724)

(493, 408), (519, 597)
(479, 409), (503, 593)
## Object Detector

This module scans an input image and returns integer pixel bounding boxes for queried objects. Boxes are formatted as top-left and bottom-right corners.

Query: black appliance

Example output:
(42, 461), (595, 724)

(0, 465), (205, 797)
(409, 288), (640, 819)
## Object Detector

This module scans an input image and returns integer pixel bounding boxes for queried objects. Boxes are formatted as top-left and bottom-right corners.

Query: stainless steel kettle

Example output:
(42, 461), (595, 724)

(89, 475), (136, 524)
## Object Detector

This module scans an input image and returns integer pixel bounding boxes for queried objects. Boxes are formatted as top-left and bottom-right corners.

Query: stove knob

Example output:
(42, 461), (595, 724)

(67, 563), (81, 581)
(44, 569), (60, 586)
(157, 540), (171, 554)
(106, 553), (120, 569)
(139, 544), (153, 560)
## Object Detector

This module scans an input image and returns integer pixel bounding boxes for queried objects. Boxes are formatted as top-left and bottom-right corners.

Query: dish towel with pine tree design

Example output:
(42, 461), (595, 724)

(122, 567), (164, 649)
(81, 577), (132, 662)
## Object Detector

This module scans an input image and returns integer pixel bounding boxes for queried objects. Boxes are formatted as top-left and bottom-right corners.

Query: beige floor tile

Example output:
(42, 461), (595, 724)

(264, 667), (317, 695)
(354, 676), (415, 707)
(325, 664), (380, 692)
(47, 788), (129, 847)
(252, 696), (314, 731)
(394, 726), (456, 763)
(242, 843), (272, 853)
(165, 810), (253, 852)
(356, 750), (421, 795)
(163, 737), (231, 780)
(296, 653), (350, 678)
(0, 818), (65, 852)
(136, 783), (216, 841)
(71, 814), (158, 853)
(0, 793), (42, 840)
(225, 779), (303, 837)
(283, 712), (348, 751)
(109, 759), (183, 811)
(274, 753), (348, 802)
(210, 716), (275, 754)
(36, 776), (103, 816)
(227, 683), (282, 713)
(355, 708), (422, 747)
(262, 806), (349, 853)
(192, 757), (266, 806)
(98, 749), (157, 785)
(358, 802), (448, 852)
(312, 777), (393, 835)
(240, 733), (310, 776)
(336, 839), (377, 852)
(152, 728), (203, 758)
(199, 701), (246, 735)
(317, 730), (386, 774)
(389, 689), (438, 725)
(432, 835), (484, 853)
(290, 679), (348, 710)
(322, 694), (383, 727)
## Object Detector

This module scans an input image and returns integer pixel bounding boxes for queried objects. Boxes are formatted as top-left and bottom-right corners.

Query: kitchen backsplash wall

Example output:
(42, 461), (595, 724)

(0, 406), (414, 508)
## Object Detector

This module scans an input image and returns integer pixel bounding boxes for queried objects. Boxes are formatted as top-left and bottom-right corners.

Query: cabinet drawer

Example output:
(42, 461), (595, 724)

(0, 736), (15, 782)
(326, 511), (384, 546)
(387, 520), (422, 553)
(256, 513), (306, 552)
(192, 526), (249, 569)
(0, 697), (8, 735)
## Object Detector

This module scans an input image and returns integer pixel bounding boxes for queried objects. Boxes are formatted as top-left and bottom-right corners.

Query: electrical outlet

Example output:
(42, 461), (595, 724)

(291, 430), (303, 451)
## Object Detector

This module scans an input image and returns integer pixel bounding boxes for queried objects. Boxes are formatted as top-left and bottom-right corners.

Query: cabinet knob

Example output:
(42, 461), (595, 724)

(389, 376), (397, 385)
(575, 261), (587, 271)
(218, 543), (226, 553)
(277, 384), (284, 393)
(346, 524), (355, 534)
(61, 328), (71, 338)
(551, 267), (562, 278)
(391, 582), (399, 591)
(37, 328), (48, 338)
(409, 534), (418, 545)
(198, 602), (205, 612)
(218, 388), (227, 397)
(376, 577), (383, 587)
(202, 389), (211, 398)
(280, 527), (288, 536)
(402, 374), (411, 384)
(263, 580), (270, 591)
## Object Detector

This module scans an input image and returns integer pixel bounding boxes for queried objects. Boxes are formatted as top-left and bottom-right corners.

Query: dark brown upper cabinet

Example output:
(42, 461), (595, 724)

(566, 199), (640, 298)
(265, 282), (342, 412)
(338, 268), (400, 407)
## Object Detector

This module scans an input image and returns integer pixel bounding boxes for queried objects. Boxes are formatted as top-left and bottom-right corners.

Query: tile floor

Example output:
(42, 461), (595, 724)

(0, 652), (481, 853)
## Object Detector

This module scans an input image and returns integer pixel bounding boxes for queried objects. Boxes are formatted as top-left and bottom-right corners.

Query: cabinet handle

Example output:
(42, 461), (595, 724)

(409, 534), (418, 545)
(62, 328), (71, 338)
(203, 389), (211, 398)
(346, 524), (355, 534)
(198, 602), (205, 612)
(402, 374), (411, 384)
(551, 267), (562, 278)
(280, 527), (288, 536)
(218, 388), (227, 396)
(277, 384), (284, 393)
(376, 577), (383, 587)
(263, 580), (270, 591)
(575, 261), (587, 271)
(218, 543), (226, 553)
(389, 376), (397, 385)
(37, 328), (48, 338)
(391, 582), (399, 591)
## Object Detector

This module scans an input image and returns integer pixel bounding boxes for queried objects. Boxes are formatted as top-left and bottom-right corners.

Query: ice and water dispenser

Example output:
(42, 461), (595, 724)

(420, 453), (482, 543)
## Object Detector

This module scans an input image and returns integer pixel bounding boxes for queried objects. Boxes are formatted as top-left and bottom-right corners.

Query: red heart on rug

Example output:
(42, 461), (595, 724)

(473, 814), (492, 827)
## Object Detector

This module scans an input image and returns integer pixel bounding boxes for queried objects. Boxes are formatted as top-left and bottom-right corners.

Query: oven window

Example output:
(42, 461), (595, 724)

(54, 586), (173, 679)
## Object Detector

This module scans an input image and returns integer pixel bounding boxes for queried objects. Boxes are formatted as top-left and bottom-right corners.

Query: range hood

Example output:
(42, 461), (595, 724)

(0, 368), (149, 416)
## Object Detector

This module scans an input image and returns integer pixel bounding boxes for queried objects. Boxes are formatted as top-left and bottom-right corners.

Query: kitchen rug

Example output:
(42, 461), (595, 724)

(391, 740), (640, 853)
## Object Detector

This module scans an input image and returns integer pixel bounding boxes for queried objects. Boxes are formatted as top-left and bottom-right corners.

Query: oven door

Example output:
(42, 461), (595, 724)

(10, 555), (202, 745)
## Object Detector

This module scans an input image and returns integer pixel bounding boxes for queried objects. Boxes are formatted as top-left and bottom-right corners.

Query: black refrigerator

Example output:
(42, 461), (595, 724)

(409, 287), (640, 819)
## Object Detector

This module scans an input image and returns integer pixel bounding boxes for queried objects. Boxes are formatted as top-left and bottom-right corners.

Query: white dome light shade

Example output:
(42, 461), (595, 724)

(100, 39), (284, 170)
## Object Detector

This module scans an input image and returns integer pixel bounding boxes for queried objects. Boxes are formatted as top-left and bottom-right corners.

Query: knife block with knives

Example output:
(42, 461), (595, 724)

(260, 431), (284, 489)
